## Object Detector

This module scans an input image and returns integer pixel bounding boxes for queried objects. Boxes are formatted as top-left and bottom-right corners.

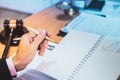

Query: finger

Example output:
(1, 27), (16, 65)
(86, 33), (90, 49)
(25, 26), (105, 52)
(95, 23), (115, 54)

(46, 31), (52, 37)
(31, 30), (46, 50)
(38, 40), (48, 56)
(21, 32), (35, 44)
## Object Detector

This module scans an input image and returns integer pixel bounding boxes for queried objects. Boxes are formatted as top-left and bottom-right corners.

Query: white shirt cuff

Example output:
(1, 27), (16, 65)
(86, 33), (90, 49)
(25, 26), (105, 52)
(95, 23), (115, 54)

(6, 55), (17, 76)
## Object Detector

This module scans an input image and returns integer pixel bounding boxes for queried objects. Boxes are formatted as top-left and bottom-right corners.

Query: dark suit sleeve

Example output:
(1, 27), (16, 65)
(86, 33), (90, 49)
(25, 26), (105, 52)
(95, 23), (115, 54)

(0, 59), (12, 80)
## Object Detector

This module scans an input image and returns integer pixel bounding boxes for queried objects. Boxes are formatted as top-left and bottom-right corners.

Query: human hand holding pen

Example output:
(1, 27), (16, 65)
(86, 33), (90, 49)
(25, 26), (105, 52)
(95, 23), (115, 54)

(25, 26), (54, 42)
(12, 29), (51, 71)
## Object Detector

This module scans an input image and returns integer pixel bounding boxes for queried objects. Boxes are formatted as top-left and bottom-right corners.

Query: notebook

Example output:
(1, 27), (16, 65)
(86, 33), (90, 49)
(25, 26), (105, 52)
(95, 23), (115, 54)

(36, 30), (120, 80)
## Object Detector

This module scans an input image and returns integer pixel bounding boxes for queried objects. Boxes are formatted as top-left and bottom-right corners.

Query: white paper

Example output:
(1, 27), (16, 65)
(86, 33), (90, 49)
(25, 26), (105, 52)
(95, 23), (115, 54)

(74, 36), (120, 80)
(36, 30), (101, 80)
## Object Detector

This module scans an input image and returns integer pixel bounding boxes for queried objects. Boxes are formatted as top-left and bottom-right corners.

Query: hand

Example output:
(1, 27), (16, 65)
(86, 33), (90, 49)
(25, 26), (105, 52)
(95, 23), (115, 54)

(12, 29), (51, 71)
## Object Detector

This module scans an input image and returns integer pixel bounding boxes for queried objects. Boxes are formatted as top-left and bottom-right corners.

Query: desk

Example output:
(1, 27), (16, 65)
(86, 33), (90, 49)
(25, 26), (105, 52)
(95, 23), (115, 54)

(0, 6), (73, 58)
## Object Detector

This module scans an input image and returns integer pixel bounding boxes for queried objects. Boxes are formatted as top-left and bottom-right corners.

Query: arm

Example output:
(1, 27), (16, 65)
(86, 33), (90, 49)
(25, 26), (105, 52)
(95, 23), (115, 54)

(0, 29), (50, 79)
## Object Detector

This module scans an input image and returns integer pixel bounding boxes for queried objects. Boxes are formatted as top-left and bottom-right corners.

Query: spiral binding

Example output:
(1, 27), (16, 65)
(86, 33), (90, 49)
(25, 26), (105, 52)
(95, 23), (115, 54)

(67, 35), (105, 80)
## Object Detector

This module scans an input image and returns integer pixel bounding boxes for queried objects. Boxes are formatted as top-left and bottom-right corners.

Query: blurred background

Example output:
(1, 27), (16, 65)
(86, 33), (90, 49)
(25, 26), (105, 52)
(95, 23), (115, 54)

(0, 0), (60, 30)
(0, 0), (120, 30)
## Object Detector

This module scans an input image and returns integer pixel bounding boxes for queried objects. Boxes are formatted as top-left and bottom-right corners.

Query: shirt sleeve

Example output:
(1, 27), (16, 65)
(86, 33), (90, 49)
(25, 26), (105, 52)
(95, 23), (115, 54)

(0, 59), (12, 80)
(6, 57), (17, 77)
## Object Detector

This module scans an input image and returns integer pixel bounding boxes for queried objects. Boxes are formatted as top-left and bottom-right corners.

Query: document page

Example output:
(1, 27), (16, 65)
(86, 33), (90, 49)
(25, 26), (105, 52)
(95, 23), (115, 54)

(36, 30), (101, 80)
(74, 37), (120, 80)
(61, 12), (120, 37)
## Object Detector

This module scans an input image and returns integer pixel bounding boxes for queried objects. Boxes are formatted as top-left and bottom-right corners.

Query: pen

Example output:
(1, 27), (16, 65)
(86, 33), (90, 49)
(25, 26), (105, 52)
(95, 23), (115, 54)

(25, 26), (54, 42)
(94, 13), (106, 17)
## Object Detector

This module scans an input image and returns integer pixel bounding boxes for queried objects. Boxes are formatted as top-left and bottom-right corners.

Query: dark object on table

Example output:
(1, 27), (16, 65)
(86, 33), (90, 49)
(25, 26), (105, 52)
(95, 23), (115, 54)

(85, 0), (105, 11)
(0, 19), (28, 46)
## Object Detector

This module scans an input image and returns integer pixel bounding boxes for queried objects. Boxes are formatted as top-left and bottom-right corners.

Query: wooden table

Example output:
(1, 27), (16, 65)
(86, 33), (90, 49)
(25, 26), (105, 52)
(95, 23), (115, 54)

(0, 6), (73, 58)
